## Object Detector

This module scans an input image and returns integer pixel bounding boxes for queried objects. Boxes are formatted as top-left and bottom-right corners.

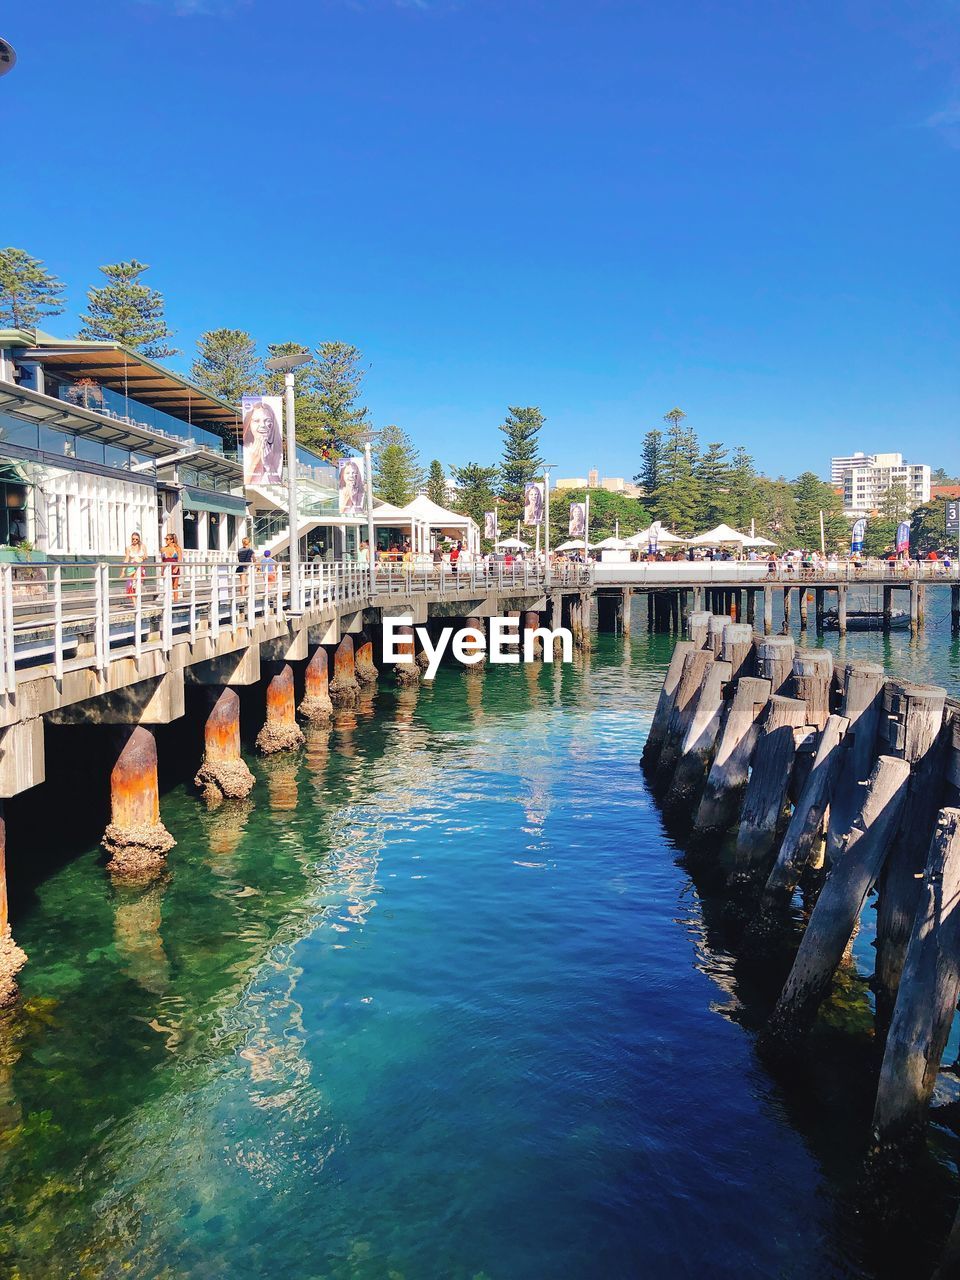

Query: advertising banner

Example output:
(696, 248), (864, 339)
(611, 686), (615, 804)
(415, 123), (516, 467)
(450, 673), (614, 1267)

(241, 395), (284, 486)
(338, 457), (366, 515)
(896, 521), (910, 553)
(484, 511), (497, 540)
(850, 518), (866, 553)
(648, 520), (662, 554)
(523, 482), (544, 526)
(568, 502), (586, 538)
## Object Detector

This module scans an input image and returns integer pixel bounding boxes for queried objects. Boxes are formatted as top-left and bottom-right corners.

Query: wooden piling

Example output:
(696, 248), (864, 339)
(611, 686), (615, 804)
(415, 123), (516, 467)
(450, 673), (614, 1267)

(642, 641), (694, 768)
(815, 587), (825, 634)
(746, 589), (756, 626)
(652, 648), (715, 794)
(883, 585), (894, 632)
(761, 714), (849, 908)
(761, 755), (911, 1054)
(621, 588), (633, 636)
(0, 805), (26, 1009)
(354, 629), (379, 685)
(870, 808), (960, 1166)
(874, 682), (949, 1033)
(791, 649), (833, 731)
(693, 677), (772, 839)
(578, 593), (593, 649)
(721, 622), (755, 684)
(706, 614), (726, 657)
(664, 660), (732, 822)
(523, 610), (543, 658)
(102, 725), (176, 880)
(951, 585), (960, 636)
(298, 645), (334, 723)
(837, 584), (848, 635)
(783, 587), (792, 630)
(754, 635), (795, 696)
(256, 663), (305, 755)
(763, 585), (774, 635)
(799, 589), (809, 630)
(194, 687), (255, 804)
(825, 661), (886, 863)
(330, 634), (362, 703)
(732, 695), (807, 879)
(686, 611), (712, 649)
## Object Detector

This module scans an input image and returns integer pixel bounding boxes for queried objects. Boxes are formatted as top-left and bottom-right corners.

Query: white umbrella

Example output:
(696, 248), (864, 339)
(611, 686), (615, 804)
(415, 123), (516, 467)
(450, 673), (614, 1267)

(742, 534), (776, 547)
(689, 523), (748, 546)
(625, 526), (687, 547)
(554, 539), (592, 552)
(495, 537), (530, 549)
(592, 535), (631, 550)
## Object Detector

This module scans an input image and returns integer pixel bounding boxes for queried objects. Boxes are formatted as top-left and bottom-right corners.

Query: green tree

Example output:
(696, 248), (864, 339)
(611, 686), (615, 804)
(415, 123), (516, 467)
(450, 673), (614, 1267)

(498, 406), (544, 515)
(650, 410), (701, 532)
(373, 426), (422, 506)
(0, 248), (66, 329)
(753, 476), (797, 547)
(262, 341), (321, 447)
(791, 471), (847, 551)
(862, 517), (897, 558)
(696, 442), (732, 525)
(877, 481), (910, 523)
(931, 467), (957, 486)
(79, 259), (179, 358)
(910, 498), (950, 555)
(634, 429), (664, 500)
(426, 459), (447, 506)
(450, 462), (500, 530)
(727, 446), (760, 531)
(191, 329), (261, 404)
(550, 488), (645, 545)
(307, 341), (371, 457)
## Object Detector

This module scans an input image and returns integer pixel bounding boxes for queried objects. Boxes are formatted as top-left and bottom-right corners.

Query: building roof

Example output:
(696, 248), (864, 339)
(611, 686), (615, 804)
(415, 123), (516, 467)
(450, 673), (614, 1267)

(932, 485), (960, 499)
(0, 329), (239, 435)
(402, 494), (476, 526)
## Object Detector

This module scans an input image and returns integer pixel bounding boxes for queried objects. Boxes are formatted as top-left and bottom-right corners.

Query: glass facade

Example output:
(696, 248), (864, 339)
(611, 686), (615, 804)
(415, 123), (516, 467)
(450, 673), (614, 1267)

(44, 373), (228, 454)
(0, 409), (158, 477)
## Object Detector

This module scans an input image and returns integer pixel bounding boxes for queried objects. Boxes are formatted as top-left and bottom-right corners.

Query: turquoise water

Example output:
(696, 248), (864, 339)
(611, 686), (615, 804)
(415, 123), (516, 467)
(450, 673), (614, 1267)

(0, 593), (958, 1278)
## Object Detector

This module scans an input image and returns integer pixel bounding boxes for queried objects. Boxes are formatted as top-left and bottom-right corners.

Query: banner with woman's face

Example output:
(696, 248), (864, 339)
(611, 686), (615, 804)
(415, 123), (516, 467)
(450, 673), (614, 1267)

(241, 395), (284, 486)
(484, 511), (497, 540)
(568, 502), (585, 537)
(523, 482), (544, 527)
(338, 457), (366, 514)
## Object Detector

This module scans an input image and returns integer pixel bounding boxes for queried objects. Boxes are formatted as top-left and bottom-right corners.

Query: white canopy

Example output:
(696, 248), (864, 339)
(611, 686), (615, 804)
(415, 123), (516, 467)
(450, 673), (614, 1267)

(495, 537), (530, 549)
(592, 535), (631, 550)
(625, 526), (687, 547)
(742, 534), (776, 547)
(554, 539), (591, 552)
(689, 523), (748, 546)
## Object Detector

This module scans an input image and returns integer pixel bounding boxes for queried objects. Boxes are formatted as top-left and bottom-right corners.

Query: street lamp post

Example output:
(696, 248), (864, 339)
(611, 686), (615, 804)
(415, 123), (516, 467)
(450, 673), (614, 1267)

(542, 463), (557, 587)
(264, 349), (312, 614)
(363, 440), (375, 587)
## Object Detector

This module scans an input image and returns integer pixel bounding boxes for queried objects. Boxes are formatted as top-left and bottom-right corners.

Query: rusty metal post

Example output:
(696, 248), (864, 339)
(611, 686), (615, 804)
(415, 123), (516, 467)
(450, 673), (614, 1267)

(0, 804), (26, 1008)
(194, 687), (254, 804)
(329, 635), (361, 706)
(102, 726), (176, 880)
(393, 624), (421, 686)
(299, 645), (334, 722)
(256, 663), (306, 754)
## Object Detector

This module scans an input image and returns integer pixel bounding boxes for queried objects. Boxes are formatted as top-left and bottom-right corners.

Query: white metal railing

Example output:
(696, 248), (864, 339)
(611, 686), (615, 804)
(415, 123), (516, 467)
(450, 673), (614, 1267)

(0, 557), (592, 693)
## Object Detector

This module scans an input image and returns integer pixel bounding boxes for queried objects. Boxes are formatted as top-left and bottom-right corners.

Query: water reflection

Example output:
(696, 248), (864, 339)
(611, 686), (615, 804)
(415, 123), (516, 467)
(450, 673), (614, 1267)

(112, 880), (171, 998)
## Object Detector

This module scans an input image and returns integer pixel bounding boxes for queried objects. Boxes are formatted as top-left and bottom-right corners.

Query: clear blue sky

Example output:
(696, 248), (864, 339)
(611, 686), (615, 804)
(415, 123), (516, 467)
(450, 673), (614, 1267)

(5, 0), (958, 481)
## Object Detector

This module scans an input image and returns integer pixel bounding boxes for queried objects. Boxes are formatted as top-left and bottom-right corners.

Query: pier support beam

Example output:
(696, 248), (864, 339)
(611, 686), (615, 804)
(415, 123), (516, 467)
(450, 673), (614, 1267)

(837, 584), (847, 635)
(783, 587), (792, 630)
(791, 649), (833, 730)
(299, 646), (334, 723)
(354, 629), (378, 685)
(621, 588), (633, 636)
(815, 588), (825, 634)
(693, 676), (771, 840)
(392, 625), (421, 686)
(102, 726), (175, 880)
(732, 695), (807, 880)
(256, 664), (305, 754)
(952, 585), (960, 636)
(0, 805), (26, 1008)
(195, 687), (255, 804)
(883, 585), (894, 632)
(909, 582), (924, 634)
(799, 589), (809, 630)
(762, 585), (773, 635)
(522, 611), (543, 658)
(330, 635), (362, 704)
(754, 635), (795, 696)
(721, 622), (755, 684)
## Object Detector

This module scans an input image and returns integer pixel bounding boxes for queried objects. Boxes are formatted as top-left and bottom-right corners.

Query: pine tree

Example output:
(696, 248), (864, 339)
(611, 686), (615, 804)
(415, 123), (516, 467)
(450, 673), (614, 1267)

(191, 329), (261, 404)
(0, 248), (66, 329)
(791, 471), (847, 550)
(754, 477), (797, 546)
(634, 429), (664, 499)
(650, 410), (701, 532)
(79, 259), (179, 358)
(450, 462), (500, 528)
(696, 443), (732, 525)
(727, 446), (759, 530)
(498, 406), (544, 514)
(307, 341), (371, 457)
(878, 482), (910, 522)
(373, 426), (423, 506)
(426, 460), (447, 505)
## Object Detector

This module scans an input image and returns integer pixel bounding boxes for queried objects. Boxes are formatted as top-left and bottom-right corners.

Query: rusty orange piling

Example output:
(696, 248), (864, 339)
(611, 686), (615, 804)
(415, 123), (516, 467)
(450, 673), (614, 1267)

(329, 635), (361, 706)
(194, 687), (255, 804)
(299, 645), (334, 722)
(355, 630), (379, 685)
(394, 624), (421, 686)
(0, 805), (26, 1008)
(256, 663), (306, 754)
(102, 726), (176, 880)
(522, 611), (542, 659)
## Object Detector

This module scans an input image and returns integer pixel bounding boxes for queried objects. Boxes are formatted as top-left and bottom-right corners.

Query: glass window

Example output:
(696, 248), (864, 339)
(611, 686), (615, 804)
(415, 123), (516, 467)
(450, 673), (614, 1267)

(39, 423), (76, 457)
(75, 437), (106, 465)
(104, 445), (132, 470)
(0, 411), (39, 451)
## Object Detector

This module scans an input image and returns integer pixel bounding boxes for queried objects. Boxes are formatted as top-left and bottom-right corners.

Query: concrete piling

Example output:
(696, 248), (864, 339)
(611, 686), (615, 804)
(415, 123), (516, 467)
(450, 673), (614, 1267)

(256, 663), (306, 754)
(102, 726), (176, 880)
(790, 649), (833, 731)
(720, 622), (755, 684)
(754, 635), (795, 696)
(392, 625), (422, 687)
(194, 687), (255, 804)
(299, 645), (334, 723)
(354, 630), (379, 685)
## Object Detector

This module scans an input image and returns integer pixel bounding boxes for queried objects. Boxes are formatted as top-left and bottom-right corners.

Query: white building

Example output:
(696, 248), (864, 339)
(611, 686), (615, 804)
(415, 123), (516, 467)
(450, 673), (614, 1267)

(830, 452), (874, 486)
(841, 452), (931, 518)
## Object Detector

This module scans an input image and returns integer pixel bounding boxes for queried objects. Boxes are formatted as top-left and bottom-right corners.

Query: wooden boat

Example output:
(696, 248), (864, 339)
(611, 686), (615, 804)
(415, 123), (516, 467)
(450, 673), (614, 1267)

(822, 608), (909, 631)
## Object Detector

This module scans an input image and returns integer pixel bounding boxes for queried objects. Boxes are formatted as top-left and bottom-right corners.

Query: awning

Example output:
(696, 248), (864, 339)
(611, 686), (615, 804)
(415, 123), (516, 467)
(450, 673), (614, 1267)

(182, 486), (247, 516)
